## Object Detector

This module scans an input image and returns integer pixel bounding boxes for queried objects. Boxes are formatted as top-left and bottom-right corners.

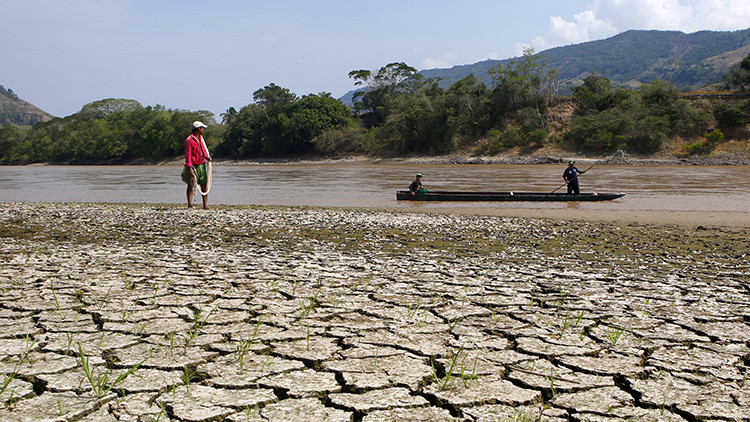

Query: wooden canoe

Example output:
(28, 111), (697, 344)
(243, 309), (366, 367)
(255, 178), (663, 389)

(396, 190), (625, 201)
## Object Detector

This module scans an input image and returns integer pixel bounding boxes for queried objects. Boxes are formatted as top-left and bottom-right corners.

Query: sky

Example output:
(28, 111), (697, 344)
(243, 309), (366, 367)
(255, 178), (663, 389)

(2, 0), (750, 118)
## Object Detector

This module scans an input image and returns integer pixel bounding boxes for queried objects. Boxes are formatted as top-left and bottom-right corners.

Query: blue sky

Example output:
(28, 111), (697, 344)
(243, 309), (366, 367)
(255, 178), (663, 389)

(2, 0), (749, 118)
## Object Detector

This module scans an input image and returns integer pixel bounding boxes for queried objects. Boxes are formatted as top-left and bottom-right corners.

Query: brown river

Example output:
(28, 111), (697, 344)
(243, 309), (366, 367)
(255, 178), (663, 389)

(2, 164), (749, 222)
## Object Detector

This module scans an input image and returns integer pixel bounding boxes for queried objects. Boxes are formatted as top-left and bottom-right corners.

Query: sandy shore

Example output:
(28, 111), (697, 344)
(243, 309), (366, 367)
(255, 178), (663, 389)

(1, 203), (748, 421)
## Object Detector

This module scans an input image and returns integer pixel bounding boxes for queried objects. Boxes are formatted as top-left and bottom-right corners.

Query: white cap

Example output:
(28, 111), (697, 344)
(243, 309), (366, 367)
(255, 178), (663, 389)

(192, 121), (208, 129)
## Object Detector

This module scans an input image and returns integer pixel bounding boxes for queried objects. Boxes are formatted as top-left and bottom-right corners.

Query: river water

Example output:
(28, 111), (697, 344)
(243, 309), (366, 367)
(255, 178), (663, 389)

(1, 164), (749, 213)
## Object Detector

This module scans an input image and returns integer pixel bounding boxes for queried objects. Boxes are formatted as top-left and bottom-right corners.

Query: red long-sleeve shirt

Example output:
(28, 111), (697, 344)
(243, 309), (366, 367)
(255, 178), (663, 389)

(184, 134), (210, 167)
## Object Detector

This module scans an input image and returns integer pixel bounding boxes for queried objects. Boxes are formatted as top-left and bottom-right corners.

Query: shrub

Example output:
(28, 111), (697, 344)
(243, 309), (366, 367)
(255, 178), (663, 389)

(665, 100), (712, 138)
(704, 128), (725, 144)
(684, 141), (714, 155)
(475, 129), (503, 155)
(499, 127), (523, 147)
(564, 110), (631, 153)
(714, 104), (747, 129)
(311, 126), (376, 155)
(626, 116), (669, 153)
(526, 128), (549, 148)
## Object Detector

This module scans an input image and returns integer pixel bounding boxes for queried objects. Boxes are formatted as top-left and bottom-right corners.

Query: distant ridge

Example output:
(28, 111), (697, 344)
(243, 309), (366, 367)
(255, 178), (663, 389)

(340, 28), (750, 105)
(0, 86), (55, 126)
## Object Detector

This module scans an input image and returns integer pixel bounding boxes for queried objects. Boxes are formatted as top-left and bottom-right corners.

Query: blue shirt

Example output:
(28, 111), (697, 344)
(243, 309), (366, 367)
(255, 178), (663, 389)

(563, 166), (582, 182)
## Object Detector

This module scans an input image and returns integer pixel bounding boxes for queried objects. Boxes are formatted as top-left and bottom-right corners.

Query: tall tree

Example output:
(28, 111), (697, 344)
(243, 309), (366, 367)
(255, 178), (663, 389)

(78, 98), (143, 119)
(217, 88), (355, 157)
(723, 53), (750, 92)
(348, 62), (418, 127)
(221, 107), (238, 125)
(488, 48), (559, 124)
(253, 83), (297, 108)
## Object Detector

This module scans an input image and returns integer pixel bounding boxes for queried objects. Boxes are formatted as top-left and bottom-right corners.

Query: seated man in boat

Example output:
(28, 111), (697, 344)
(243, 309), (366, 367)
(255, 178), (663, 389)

(563, 161), (585, 195)
(409, 173), (428, 195)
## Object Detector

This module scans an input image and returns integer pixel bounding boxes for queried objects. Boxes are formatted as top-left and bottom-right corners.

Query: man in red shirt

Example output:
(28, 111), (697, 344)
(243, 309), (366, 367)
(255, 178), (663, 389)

(183, 121), (212, 209)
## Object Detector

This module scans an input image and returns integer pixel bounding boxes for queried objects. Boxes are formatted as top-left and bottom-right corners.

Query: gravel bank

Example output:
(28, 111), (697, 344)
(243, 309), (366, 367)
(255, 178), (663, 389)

(148, 148), (750, 167)
(1, 203), (748, 421)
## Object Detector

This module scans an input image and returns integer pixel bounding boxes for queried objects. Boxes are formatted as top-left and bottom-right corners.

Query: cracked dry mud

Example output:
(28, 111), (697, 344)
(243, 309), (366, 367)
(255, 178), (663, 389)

(0, 202), (748, 421)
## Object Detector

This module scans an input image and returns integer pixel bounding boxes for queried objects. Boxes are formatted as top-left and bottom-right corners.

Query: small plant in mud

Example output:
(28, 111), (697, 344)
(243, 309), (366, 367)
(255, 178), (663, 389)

(98, 286), (113, 309)
(153, 404), (167, 421)
(304, 323), (312, 350)
(235, 339), (252, 374)
(76, 343), (142, 398)
(259, 351), (273, 376)
(447, 317), (462, 333)
(19, 334), (37, 363)
(182, 366), (197, 392)
(459, 354), (480, 388)
(555, 313), (571, 338)
(250, 315), (264, 341)
(546, 368), (558, 397)
(606, 321), (629, 346)
(185, 307), (214, 347)
(297, 290), (320, 319)
(74, 289), (85, 305)
(513, 404), (551, 422)
(405, 299), (422, 320)
(555, 289), (569, 311)
(121, 270), (135, 291)
(132, 322), (147, 336)
(167, 333), (176, 357)
(50, 282), (63, 314)
(556, 309), (586, 338)
(0, 370), (19, 397)
(430, 346), (465, 391)
(512, 410), (536, 422)
(65, 332), (76, 354)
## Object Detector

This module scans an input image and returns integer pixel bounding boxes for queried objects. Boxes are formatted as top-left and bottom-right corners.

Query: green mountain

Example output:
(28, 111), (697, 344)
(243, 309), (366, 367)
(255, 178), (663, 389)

(0, 86), (54, 126)
(422, 28), (750, 91)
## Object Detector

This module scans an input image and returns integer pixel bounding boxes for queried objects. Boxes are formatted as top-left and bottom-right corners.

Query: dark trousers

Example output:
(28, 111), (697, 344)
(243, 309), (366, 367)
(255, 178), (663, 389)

(567, 180), (580, 194)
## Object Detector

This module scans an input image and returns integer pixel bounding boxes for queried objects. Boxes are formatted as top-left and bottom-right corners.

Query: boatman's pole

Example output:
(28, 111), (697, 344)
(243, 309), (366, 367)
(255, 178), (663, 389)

(551, 164), (595, 193)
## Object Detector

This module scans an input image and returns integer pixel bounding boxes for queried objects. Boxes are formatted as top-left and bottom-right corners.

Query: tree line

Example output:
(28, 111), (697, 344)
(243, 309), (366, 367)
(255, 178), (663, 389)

(1, 51), (749, 164)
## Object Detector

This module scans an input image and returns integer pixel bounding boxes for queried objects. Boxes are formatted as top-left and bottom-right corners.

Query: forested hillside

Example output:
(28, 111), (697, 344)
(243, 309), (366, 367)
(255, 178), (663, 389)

(416, 28), (750, 93)
(0, 99), (215, 164)
(0, 86), (54, 126)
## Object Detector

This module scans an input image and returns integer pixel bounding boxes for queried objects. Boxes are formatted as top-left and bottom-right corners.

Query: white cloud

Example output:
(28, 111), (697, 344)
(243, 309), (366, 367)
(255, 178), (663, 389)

(528, 0), (750, 53)
(551, 10), (615, 43)
(600, 0), (750, 31)
(525, 8), (617, 53)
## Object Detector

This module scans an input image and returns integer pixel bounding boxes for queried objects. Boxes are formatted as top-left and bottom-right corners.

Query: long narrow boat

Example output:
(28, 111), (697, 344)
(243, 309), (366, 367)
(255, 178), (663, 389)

(396, 190), (625, 202)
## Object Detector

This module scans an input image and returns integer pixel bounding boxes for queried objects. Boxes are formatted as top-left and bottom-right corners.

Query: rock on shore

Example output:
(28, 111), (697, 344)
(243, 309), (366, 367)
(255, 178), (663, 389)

(0, 203), (748, 421)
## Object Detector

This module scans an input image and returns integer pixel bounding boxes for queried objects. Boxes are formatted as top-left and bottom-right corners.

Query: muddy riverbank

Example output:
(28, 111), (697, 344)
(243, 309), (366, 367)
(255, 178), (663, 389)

(0, 203), (748, 421)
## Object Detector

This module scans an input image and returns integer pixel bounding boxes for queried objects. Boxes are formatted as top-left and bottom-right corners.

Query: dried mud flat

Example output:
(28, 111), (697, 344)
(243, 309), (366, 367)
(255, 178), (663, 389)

(0, 203), (748, 422)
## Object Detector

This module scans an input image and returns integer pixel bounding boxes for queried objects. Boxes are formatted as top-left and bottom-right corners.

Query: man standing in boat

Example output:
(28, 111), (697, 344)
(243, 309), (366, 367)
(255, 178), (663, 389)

(563, 161), (586, 195)
(409, 173), (427, 195)
(183, 121), (212, 209)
